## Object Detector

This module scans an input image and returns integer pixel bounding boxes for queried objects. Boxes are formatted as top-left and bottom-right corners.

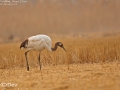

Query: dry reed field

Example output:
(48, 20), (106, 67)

(0, 34), (120, 90)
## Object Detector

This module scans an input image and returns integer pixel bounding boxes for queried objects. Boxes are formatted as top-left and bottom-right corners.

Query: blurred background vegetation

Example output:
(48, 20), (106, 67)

(0, 0), (120, 42)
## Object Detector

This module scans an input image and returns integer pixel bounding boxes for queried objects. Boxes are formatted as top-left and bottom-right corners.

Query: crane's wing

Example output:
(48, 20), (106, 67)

(21, 34), (52, 51)
(27, 37), (44, 49)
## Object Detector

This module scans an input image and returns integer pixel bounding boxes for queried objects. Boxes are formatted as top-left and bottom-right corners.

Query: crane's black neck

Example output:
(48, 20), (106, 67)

(51, 42), (59, 51)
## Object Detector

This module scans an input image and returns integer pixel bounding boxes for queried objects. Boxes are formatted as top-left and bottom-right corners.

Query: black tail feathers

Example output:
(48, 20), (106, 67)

(20, 39), (28, 49)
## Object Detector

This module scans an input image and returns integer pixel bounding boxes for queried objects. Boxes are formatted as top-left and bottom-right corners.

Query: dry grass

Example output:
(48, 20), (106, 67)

(0, 35), (120, 69)
(0, 35), (120, 90)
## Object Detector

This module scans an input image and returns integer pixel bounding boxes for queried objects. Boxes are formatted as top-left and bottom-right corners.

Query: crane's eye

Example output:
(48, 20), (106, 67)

(59, 43), (63, 47)
(59, 43), (61, 45)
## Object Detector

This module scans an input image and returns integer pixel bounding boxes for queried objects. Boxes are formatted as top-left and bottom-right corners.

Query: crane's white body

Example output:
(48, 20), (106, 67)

(20, 34), (66, 71)
(26, 35), (52, 51)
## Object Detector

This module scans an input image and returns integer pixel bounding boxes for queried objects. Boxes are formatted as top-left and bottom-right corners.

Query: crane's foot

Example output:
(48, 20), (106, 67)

(40, 67), (41, 71)
(40, 65), (41, 71)
(27, 67), (29, 71)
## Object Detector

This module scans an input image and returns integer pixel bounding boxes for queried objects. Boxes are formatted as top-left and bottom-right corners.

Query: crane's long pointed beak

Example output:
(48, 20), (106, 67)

(62, 46), (67, 52)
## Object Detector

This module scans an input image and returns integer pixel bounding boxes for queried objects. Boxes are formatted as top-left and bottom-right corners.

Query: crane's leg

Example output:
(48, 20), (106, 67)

(25, 51), (30, 71)
(38, 52), (41, 70)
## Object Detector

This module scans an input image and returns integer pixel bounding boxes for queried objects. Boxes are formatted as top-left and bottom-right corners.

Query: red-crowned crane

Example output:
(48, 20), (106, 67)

(20, 34), (67, 71)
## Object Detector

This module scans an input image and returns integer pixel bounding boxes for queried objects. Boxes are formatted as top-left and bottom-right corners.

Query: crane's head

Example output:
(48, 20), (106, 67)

(57, 42), (67, 52)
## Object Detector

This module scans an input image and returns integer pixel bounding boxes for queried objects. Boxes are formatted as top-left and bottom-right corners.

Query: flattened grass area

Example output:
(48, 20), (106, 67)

(0, 62), (120, 90)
